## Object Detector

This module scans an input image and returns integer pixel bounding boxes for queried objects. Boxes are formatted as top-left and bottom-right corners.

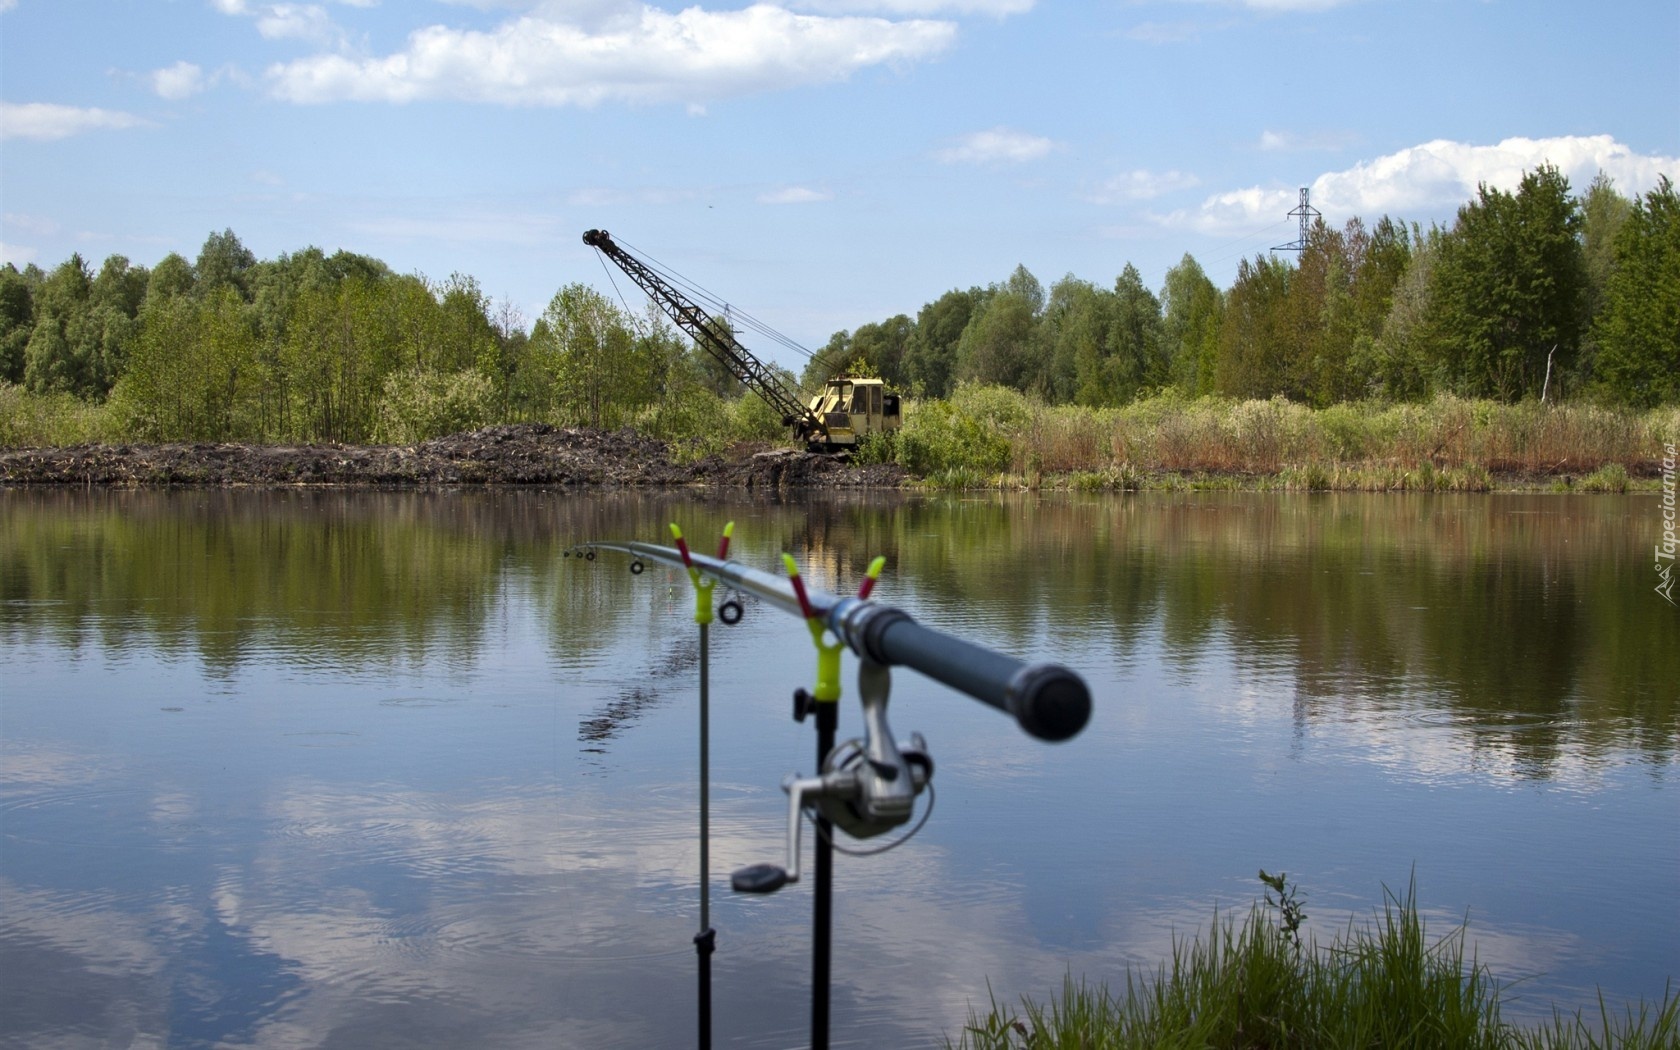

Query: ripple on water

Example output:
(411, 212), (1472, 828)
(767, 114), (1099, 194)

(1405, 707), (1574, 732)
(281, 730), (362, 748)
(378, 695), (469, 709)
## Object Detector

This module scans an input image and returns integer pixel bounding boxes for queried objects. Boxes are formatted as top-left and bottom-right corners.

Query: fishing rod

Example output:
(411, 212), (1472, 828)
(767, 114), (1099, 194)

(573, 534), (1091, 1049)
(584, 539), (1091, 744)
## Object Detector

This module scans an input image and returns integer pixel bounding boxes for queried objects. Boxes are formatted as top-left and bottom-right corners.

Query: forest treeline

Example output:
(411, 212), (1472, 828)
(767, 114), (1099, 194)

(1, 164), (1676, 453)
(806, 167), (1677, 410)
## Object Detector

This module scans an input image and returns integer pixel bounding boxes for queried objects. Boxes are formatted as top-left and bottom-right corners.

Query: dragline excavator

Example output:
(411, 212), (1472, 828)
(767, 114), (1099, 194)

(583, 229), (901, 452)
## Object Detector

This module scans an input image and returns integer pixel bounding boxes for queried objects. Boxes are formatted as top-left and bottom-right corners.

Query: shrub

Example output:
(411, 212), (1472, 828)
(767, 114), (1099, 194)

(373, 368), (495, 445)
(894, 393), (1014, 475)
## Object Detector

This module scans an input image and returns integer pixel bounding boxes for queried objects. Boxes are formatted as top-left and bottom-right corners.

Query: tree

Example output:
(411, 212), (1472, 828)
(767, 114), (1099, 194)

(803, 329), (854, 390)
(147, 253), (196, 303)
(1108, 263), (1166, 401)
(281, 277), (393, 443)
(22, 254), (99, 397)
(1368, 223), (1444, 401)
(195, 229), (257, 301)
(846, 315), (913, 390)
(956, 266), (1045, 392)
(1044, 275), (1105, 404)
(87, 255), (149, 394)
(1577, 172), (1634, 385)
(0, 264), (35, 384)
(1428, 164), (1587, 400)
(684, 313), (750, 399)
(1592, 176), (1680, 406)
(115, 288), (260, 441)
(533, 283), (648, 428)
(1216, 254), (1294, 399)
(905, 286), (982, 398)
(1161, 254), (1223, 396)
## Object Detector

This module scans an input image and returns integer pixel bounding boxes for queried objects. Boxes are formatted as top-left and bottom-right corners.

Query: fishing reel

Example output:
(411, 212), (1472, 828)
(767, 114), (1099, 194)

(732, 660), (933, 894)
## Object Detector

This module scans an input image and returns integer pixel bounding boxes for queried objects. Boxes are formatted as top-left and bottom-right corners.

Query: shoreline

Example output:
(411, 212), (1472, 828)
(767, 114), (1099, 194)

(0, 422), (1656, 494)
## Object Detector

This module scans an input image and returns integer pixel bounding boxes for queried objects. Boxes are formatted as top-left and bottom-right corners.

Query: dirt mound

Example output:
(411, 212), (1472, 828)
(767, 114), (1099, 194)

(0, 424), (908, 490)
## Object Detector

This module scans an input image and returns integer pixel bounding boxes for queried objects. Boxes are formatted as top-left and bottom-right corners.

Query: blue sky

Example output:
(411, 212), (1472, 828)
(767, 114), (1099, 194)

(2, 0), (1677, 367)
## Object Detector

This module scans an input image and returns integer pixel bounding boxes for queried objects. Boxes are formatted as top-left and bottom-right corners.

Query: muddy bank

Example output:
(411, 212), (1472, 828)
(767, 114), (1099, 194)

(0, 424), (909, 490)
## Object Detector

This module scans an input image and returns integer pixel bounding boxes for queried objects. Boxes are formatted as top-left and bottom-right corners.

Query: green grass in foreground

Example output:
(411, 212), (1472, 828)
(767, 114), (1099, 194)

(950, 875), (1677, 1050)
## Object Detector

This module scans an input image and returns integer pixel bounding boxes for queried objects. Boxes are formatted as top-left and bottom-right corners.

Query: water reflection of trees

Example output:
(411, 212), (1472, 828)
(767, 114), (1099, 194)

(862, 493), (1674, 768)
(2, 489), (1668, 767)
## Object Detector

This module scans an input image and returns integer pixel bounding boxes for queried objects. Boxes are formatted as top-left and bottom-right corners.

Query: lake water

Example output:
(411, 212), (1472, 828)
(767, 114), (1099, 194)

(2, 488), (1675, 1048)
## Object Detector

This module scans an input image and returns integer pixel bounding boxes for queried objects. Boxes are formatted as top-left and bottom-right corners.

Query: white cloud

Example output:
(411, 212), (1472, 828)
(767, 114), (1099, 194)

(1170, 0), (1352, 10)
(0, 242), (38, 266)
(1257, 128), (1359, 153)
(1088, 168), (1200, 203)
(0, 102), (149, 141)
(758, 185), (833, 204)
(152, 61), (209, 100)
(935, 126), (1054, 165)
(787, 0), (1032, 14)
(1313, 135), (1678, 215)
(256, 3), (343, 45)
(264, 6), (956, 107)
(1157, 134), (1680, 235)
(0, 0), (18, 12)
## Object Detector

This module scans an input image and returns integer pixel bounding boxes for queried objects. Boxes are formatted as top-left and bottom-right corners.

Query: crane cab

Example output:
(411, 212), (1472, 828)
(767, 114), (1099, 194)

(805, 377), (901, 451)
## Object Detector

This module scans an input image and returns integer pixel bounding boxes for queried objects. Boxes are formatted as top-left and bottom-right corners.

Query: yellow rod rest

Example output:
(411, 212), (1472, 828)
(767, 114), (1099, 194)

(783, 553), (843, 703)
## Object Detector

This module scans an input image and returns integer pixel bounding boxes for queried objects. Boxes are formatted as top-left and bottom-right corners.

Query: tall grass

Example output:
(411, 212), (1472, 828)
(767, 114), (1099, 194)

(892, 386), (1674, 490)
(0, 383), (122, 448)
(951, 876), (1677, 1050)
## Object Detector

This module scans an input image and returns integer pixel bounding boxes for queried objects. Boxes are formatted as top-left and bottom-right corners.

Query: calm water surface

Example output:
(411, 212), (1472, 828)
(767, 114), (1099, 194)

(2, 488), (1675, 1048)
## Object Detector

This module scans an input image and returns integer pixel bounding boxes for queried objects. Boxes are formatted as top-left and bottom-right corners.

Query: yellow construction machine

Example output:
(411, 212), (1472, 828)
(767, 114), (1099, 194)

(584, 229), (902, 452)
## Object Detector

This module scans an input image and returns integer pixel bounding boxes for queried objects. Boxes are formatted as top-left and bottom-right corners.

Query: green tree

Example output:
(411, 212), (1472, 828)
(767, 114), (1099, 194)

(533, 283), (648, 428)
(956, 266), (1044, 392)
(803, 329), (854, 390)
(86, 255), (149, 393)
(1161, 254), (1223, 396)
(1291, 221), (1361, 405)
(281, 278), (393, 443)
(114, 288), (260, 441)
(1577, 172), (1634, 385)
(682, 313), (750, 399)
(195, 229), (257, 301)
(1592, 176), (1680, 406)
(905, 286), (982, 398)
(1368, 223), (1444, 401)
(23, 254), (100, 397)
(1044, 274), (1106, 404)
(1216, 254), (1295, 399)
(847, 315), (913, 389)
(1108, 263), (1166, 400)
(146, 253), (196, 303)
(1428, 164), (1587, 400)
(0, 264), (36, 384)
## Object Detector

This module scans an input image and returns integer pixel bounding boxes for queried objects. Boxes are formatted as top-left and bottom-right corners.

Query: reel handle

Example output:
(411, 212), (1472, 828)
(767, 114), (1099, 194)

(843, 605), (1090, 742)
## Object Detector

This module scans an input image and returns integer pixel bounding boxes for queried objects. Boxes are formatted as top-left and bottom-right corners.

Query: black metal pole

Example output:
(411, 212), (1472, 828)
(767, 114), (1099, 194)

(812, 700), (836, 1050)
(696, 621), (714, 1050)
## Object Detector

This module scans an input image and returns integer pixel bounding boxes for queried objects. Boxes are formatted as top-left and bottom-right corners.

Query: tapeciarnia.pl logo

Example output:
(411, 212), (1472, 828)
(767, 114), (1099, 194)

(1658, 442), (1677, 606)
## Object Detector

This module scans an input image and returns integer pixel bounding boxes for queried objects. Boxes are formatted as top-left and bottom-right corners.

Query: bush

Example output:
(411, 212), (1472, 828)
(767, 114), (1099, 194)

(373, 368), (496, 445)
(0, 383), (117, 448)
(894, 393), (1014, 475)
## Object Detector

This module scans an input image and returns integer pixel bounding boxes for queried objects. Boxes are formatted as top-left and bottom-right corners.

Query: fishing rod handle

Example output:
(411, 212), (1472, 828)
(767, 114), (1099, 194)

(834, 602), (1090, 742)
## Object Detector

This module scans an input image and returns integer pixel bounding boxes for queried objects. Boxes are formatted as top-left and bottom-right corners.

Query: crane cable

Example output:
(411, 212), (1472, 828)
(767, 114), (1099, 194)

(611, 236), (818, 363)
